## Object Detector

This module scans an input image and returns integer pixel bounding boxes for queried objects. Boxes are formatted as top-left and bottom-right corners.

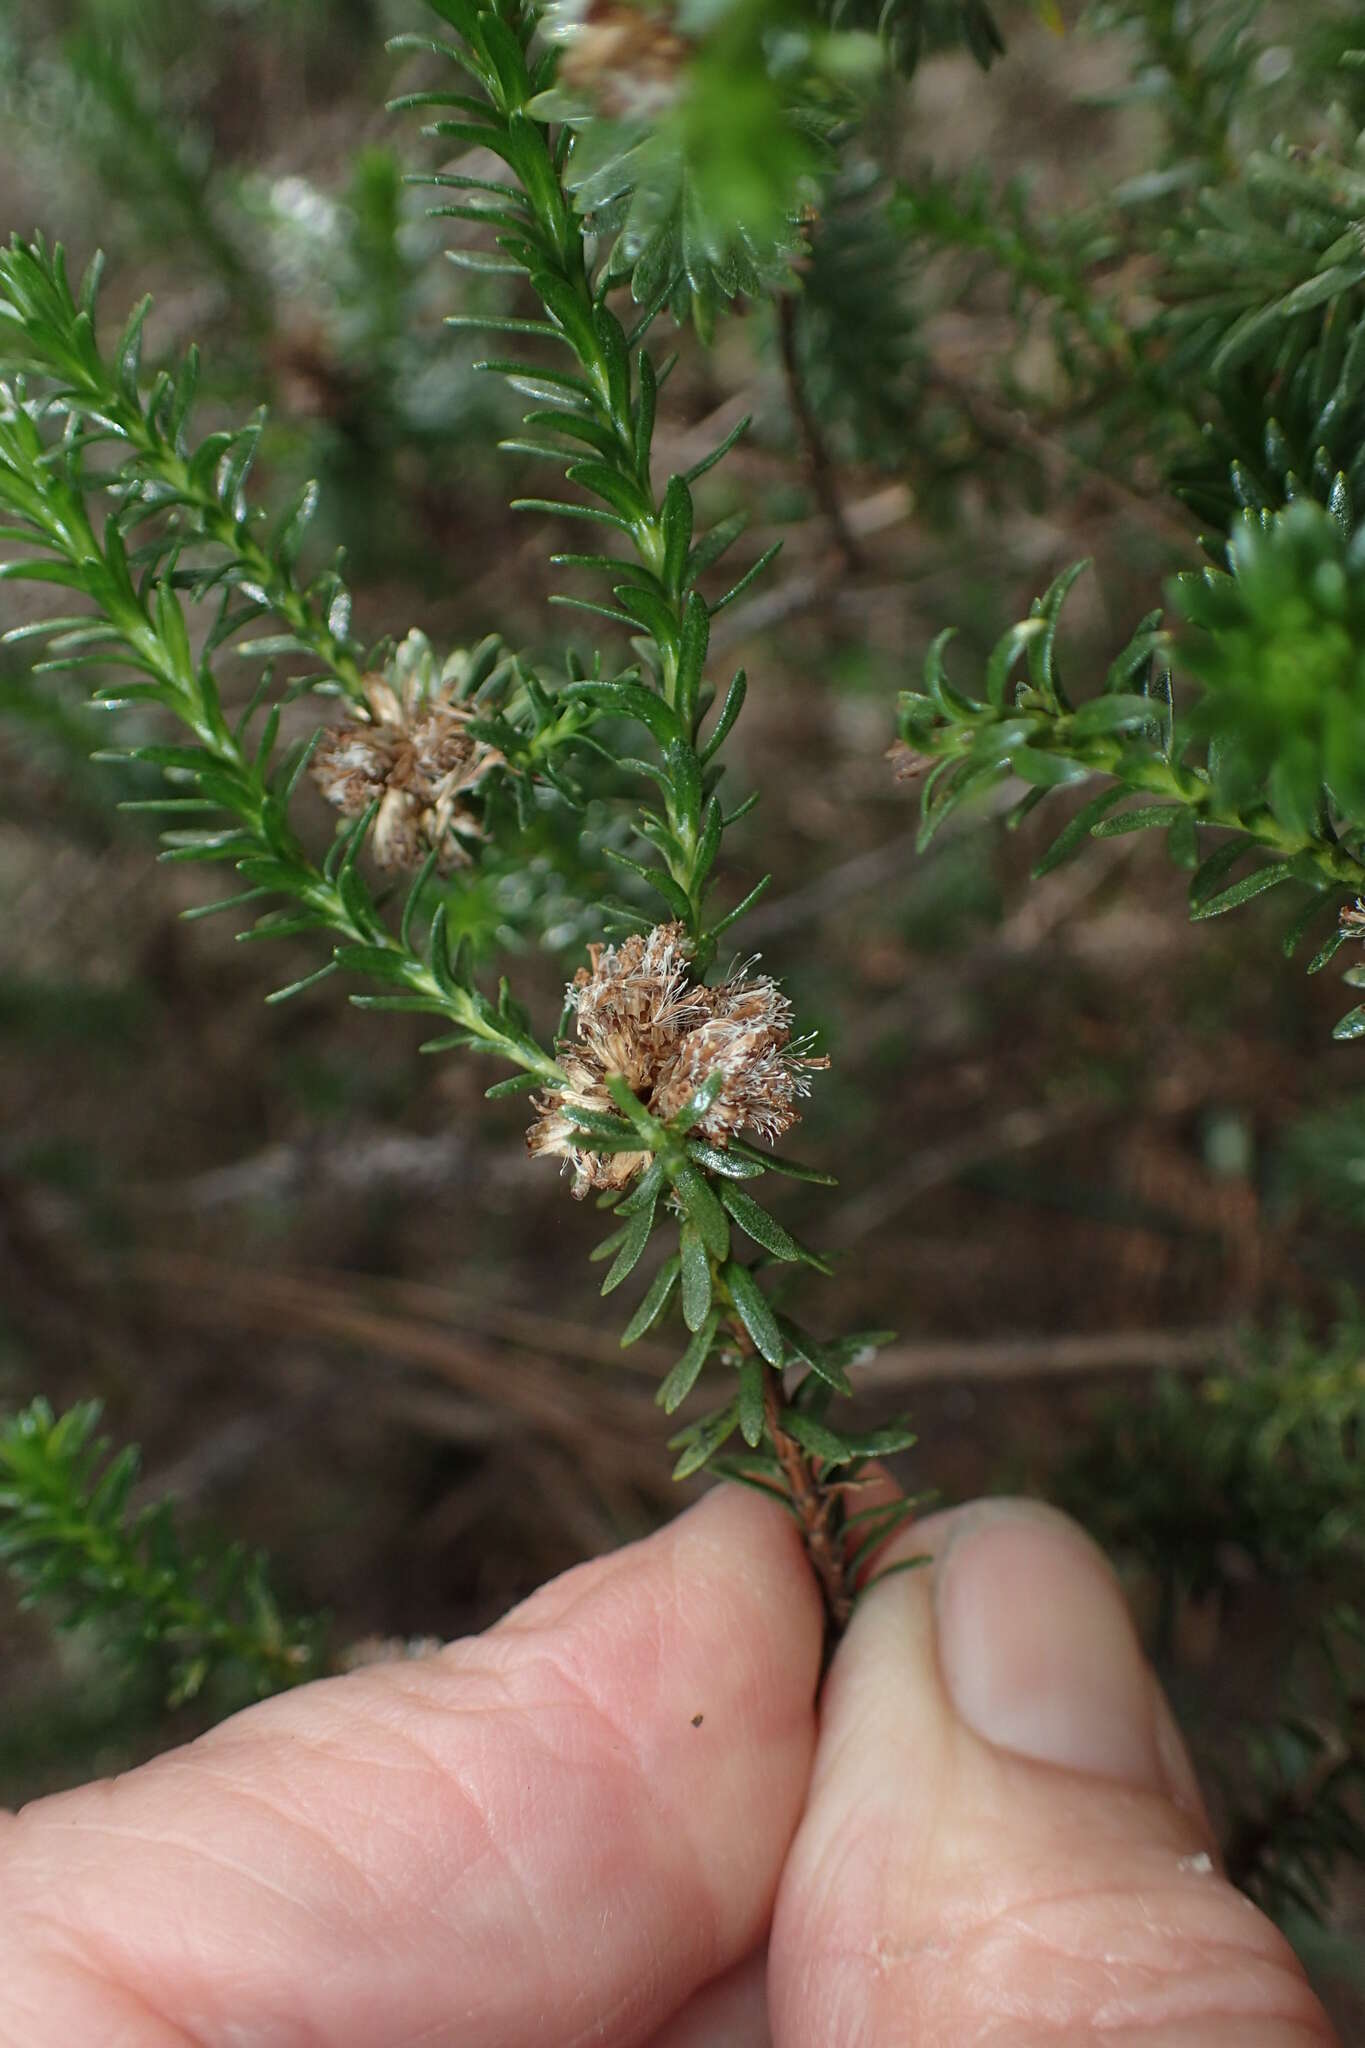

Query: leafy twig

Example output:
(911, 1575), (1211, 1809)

(0, 1401), (323, 1706)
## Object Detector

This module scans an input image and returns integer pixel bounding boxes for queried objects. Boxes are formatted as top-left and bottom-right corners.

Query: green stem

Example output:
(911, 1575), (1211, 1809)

(1068, 732), (1365, 891)
(9, 454), (561, 1082)
(411, 9), (745, 961)
(110, 410), (367, 699)
(710, 1252), (853, 1635)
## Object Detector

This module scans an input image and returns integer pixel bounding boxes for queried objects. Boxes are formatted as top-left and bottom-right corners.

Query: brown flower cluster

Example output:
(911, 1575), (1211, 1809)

(311, 662), (501, 872)
(527, 922), (829, 1196)
(886, 738), (932, 784)
(552, 0), (688, 120)
(1342, 899), (1365, 937)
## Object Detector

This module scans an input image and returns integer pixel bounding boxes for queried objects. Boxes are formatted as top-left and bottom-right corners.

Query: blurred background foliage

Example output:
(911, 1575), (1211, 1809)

(0, 0), (1363, 2021)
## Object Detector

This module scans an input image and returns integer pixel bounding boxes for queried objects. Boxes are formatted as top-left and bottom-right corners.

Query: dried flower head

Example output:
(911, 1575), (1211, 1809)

(1342, 899), (1365, 937)
(549, 0), (688, 120)
(311, 632), (502, 871)
(886, 738), (932, 784)
(527, 922), (828, 1196)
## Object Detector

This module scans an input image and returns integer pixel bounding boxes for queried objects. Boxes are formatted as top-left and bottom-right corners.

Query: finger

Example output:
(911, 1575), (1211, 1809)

(0, 1484), (822, 2048)
(646, 1951), (769, 2047)
(770, 1499), (1339, 2048)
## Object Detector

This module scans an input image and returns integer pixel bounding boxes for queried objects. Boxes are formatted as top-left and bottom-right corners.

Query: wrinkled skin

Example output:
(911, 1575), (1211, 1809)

(0, 1488), (1338, 2047)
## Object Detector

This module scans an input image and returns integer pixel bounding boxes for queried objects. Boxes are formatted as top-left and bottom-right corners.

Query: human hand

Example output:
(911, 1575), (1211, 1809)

(767, 1498), (1339, 2048)
(0, 1486), (1338, 2045)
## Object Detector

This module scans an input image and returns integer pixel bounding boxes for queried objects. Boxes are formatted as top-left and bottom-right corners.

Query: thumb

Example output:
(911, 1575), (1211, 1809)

(769, 1499), (1338, 2047)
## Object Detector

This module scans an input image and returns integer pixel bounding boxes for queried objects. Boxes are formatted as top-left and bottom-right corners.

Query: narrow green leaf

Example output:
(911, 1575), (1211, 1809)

(778, 1319), (853, 1395)
(687, 789), (726, 883)
(657, 1309), (719, 1412)
(1090, 803), (1189, 839)
(1280, 894), (1332, 959)
(668, 1068), (725, 1137)
(669, 1400), (737, 1479)
(116, 293), (151, 397)
(679, 1221), (713, 1331)
(617, 1157), (667, 1215)
(708, 874), (771, 940)
(724, 1262), (784, 1366)
(842, 1418), (918, 1458)
(858, 1554), (933, 1597)
(671, 1163), (731, 1260)
(485, 1073), (541, 1099)
(564, 458), (652, 524)
(725, 1138), (837, 1184)
(1165, 808), (1199, 870)
(634, 346), (658, 471)
(620, 1255), (681, 1345)
(720, 1186), (831, 1272)
(590, 1223), (631, 1264)
(1065, 692), (1156, 739)
(264, 961), (340, 1006)
(738, 1357), (767, 1448)
(601, 1188), (658, 1294)
(1008, 746), (1090, 790)
(711, 540), (782, 615)
(1189, 861), (1292, 921)
(614, 583), (680, 649)
(985, 619), (1042, 708)
(688, 511), (748, 581)
(686, 1140), (762, 1179)
(332, 944), (411, 984)
(660, 474), (693, 595)
(699, 668), (746, 764)
(1187, 835), (1257, 907)
(1309, 927), (1352, 974)
(562, 1103), (642, 1146)
(512, 497), (633, 531)
(683, 413), (751, 486)
(604, 846), (693, 922)
(780, 1411), (855, 1466)
(675, 592), (709, 730)
(563, 677), (686, 748)
(1031, 785), (1125, 877)
(603, 1069), (665, 1141)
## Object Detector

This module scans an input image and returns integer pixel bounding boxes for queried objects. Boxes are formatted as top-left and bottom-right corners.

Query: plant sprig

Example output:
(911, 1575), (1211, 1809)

(393, 0), (782, 970)
(0, 238), (367, 702)
(0, 0), (932, 1647)
(0, 314), (561, 1078)
(0, 1400), (324, 1708)
(897, 548), (1365, 1039)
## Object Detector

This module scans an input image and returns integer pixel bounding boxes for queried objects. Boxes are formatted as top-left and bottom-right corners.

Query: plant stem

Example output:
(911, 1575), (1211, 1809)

(0, 413), (561, 1080)
(1103, 746), (1365, 890)
(761, 1357), (853, 1634)
(776, 293), (864, 574)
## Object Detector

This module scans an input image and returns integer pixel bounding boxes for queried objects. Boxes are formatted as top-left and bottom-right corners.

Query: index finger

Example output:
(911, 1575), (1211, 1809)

(0, 1484), (822, 2048)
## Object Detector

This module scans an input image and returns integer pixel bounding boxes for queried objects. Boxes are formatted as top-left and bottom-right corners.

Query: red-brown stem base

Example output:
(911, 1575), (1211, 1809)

(763, 1367), (853, 1644)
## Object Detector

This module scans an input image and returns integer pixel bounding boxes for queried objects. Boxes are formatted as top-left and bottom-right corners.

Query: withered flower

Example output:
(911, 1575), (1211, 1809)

(311, 637), (502, 871)
(886, 738), (931, 783)
(551, 0), (688, 120)
(527, 922), (828, 1196)
(1342, 899), (1365, 936)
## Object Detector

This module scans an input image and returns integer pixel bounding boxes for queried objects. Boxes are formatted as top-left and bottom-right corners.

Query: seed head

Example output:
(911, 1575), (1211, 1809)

(527, 922), (828, 1196)
(886, 738), (932, 783)
(311, 634), (502, 871)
